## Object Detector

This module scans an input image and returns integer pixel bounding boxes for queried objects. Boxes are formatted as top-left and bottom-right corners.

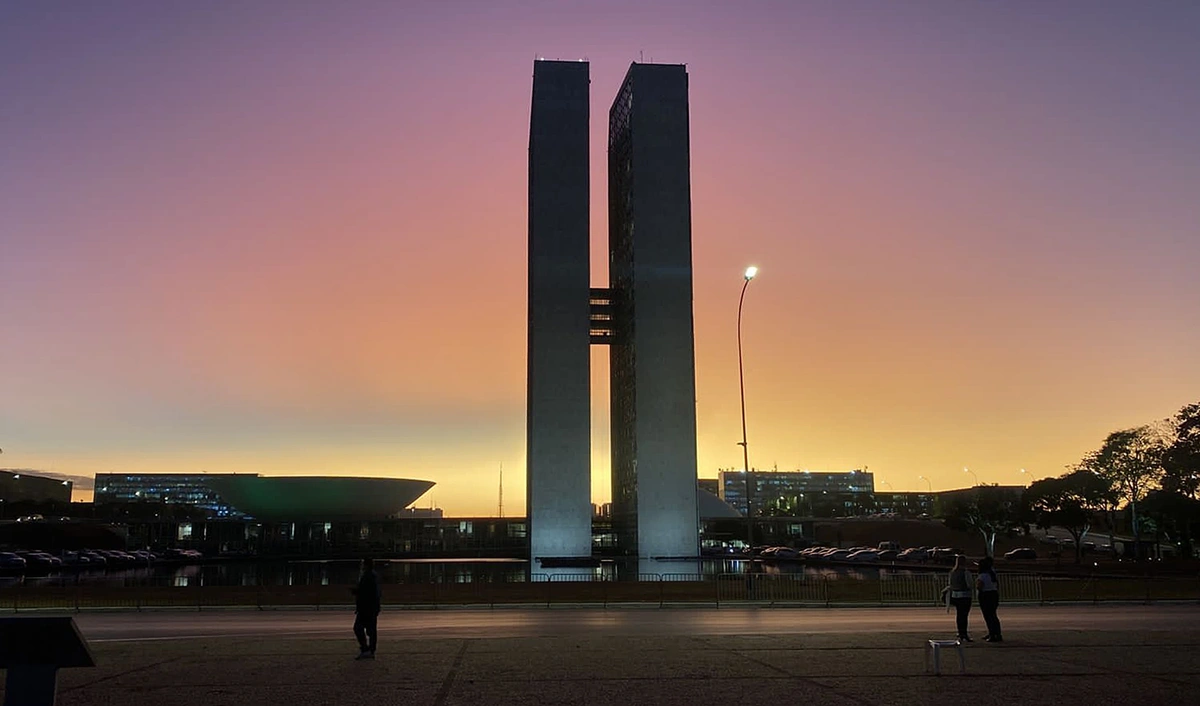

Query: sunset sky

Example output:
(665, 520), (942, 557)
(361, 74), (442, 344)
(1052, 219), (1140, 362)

(2, 1), (1198, 515)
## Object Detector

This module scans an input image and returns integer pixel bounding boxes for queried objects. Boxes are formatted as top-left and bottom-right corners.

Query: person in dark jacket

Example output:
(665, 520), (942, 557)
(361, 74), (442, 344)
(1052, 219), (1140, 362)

(946, 554), (974, 641)
(351, 557), (382, 659)
(976, 556), (1003, 642)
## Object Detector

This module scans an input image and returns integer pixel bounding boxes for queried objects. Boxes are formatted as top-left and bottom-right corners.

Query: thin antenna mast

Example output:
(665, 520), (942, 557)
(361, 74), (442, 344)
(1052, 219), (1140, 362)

(498, 462), (504, 518)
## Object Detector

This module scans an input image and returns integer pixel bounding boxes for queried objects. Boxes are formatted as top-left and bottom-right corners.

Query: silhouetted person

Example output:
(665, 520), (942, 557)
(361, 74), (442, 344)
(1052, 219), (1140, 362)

(351, 557), (381, 659)
(946, 554), (973, 641)
(976, 556), (1003, 642)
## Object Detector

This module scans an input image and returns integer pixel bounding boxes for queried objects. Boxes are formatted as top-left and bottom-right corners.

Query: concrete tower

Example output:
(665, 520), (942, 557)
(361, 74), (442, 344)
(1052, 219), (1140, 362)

(607, 63), (700, 560)
(526, 60), (592, 562)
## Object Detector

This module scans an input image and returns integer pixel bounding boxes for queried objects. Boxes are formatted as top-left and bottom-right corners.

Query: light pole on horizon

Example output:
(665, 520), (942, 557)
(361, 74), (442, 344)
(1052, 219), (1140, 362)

(1020, 468), (1031, 485)
(964, 466), (979, 487)
(880, 480), (894, 491)
(737, 265), (758, 549)
(918, 475), (932, 492)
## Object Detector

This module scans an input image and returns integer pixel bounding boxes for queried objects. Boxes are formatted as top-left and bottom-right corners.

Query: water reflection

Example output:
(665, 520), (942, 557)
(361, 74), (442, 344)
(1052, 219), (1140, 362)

(0, 558), (942, 588)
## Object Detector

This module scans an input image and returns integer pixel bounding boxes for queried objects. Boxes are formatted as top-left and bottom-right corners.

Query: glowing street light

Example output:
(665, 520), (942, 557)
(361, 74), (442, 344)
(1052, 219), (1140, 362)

(964, 467), (979, 486)
(918, 475), (932, 492)
(737, 265), (758, 548)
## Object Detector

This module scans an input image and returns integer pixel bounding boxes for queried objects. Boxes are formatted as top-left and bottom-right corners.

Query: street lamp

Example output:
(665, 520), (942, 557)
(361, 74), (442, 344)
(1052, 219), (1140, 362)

(918, 475), (932, 492)
(964, 467), (979, 487)
(1020, 468), (1031, 485)
(737, 265), (758, 549)
(880, 481), (894, 491)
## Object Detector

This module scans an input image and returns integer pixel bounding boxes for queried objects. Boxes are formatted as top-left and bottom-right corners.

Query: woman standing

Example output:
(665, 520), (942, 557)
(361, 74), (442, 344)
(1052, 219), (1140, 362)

(976, 556), (1003, 642)
(946, 554), (974, 641)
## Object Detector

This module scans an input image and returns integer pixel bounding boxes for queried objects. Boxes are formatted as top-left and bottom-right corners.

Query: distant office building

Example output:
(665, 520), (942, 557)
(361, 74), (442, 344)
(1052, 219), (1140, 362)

(719, 469), (875, 517)
(0, 469), (72, 504)
(526, 61), (700, 565)
(697, 478), (720, 496)
(874, 491), (936, 517)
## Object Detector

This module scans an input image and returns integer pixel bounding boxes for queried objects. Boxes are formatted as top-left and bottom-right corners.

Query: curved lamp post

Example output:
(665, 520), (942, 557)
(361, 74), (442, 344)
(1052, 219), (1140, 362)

(737, 265), (758, 549)
(918, 475), (932, 492)
(964, 466), (979, 487)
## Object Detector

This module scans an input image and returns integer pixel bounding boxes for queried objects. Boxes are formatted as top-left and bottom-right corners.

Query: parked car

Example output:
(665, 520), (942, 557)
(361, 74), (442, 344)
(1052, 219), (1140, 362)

(847, 550), (879, 562)
(876, 549), (899, 561)
(1004, 547), (1038, 560)
(61, 551), (93, 567)
(16, 551), (60, 568)
(0, 552), (27, 569)
(80, 551), (108, 566)
(100, 550), (136, 565)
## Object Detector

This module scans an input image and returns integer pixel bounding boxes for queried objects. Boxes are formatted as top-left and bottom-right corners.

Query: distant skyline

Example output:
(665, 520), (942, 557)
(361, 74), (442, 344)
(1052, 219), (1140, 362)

(2, 1), (1198, 515)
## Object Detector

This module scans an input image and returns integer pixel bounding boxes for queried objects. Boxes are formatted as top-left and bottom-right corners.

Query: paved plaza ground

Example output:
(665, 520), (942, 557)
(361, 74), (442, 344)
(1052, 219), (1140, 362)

(5, 605), (1200, 705)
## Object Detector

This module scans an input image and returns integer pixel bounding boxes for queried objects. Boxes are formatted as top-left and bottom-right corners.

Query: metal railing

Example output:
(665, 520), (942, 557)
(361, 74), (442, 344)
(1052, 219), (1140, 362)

(880, 573), (943, 605)
(716, 573), (828, 605)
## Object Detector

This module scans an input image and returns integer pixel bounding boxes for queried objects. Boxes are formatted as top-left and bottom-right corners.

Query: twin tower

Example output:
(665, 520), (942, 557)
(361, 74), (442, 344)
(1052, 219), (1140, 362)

(526, 60), (700, 566)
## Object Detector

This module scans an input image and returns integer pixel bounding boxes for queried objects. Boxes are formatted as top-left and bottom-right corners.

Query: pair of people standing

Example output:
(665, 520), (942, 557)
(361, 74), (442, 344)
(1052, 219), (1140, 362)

(352, 558), (382, 659)
(946, 554), (1003, 642)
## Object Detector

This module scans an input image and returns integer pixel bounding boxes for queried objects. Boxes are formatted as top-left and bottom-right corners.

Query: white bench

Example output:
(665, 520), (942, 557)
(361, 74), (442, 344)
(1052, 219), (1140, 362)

(925, 639), (966, 675)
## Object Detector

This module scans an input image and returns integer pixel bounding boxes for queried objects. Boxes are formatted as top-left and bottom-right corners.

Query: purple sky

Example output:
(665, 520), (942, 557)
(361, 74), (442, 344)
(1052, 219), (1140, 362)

(2, 1), (1198, 513)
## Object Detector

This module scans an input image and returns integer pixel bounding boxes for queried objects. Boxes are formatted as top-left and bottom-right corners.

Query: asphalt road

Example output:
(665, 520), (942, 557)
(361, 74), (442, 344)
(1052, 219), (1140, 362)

(75, 604), (1200, 643)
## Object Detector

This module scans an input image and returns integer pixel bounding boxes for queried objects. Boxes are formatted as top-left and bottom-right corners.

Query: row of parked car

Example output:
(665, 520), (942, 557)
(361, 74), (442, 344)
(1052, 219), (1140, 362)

(0, 547), (204, 571)
(802, 545), (963, 563)
(759, 543), (1069, 564)
(757, 544), (958, 564)
(1037, 535), (1112, 553)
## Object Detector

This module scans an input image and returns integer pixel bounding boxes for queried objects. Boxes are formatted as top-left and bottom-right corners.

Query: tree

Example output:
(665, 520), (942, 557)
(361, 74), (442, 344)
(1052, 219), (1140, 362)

(1162, 403), (1200, 500)
(1141, 489), (1200, 559)
(1089, 425), (1169, 560)
(939, 485), (1021, 557)
(1024, 471), (1114, 563)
